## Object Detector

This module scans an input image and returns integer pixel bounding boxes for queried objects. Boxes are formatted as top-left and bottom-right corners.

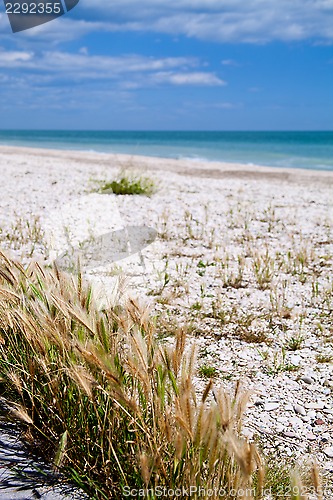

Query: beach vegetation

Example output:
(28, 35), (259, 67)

(260, 204), (280, 233)
(1, 151), (332, 499)
(183, 209), (212, 242)
(208, 299), (235, 324)
(98, 172), (155, 196)
(252, 250), (275, 290)
(157, 209), (170, 240)
(0, 214), (45, 258)
(235, 321), (271, 345)
(198, 364), (218, 378)
(315, 353), (333, 363)
(219, 254), (245, 289)
(264, 348), (299, 375)
(286, 334), (304, 351)
(0, 252), (269, 499)
(191, 300), (202, 311)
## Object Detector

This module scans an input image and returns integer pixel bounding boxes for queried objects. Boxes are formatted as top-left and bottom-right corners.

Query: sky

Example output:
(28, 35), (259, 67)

(0, 0), (332, 130)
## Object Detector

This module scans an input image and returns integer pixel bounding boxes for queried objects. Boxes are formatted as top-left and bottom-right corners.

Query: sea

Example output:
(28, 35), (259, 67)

(0, 130), (332, 171)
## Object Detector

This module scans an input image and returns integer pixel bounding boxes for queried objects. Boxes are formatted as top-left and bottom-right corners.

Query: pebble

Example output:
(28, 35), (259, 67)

(289, 416), (303, 427)
(260, 414), (272, 423)
(305, 402), (325, 410)
(323, 447), (333, 459)
(263, 402), (280, 411)
(306, 432), (317, 441)
(242, 428), (254, 440)
(294, 404), (306, 416)
(290, 355), (301, 366)
(283, 431), (298, 438)
(276, 416), (289, 424)
(301, 376), (314, 385)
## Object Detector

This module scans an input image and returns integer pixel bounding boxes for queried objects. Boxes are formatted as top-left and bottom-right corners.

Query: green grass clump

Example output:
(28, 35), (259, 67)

(99, 174), (155, 196)
(286, 334), (304, 351)
(198, 364), (218, 378)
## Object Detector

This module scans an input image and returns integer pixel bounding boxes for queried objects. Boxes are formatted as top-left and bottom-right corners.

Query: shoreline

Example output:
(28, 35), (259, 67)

(1, 144), (333, 185)
(0, 129), (332, 174)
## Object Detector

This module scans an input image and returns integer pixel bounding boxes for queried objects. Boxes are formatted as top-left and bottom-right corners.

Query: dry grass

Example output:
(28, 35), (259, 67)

(0, 214), (45, 259)
(0, 252), (267, 499)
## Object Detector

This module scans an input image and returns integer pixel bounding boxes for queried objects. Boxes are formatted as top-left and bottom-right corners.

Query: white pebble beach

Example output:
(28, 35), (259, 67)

(1, 144), (333, 484)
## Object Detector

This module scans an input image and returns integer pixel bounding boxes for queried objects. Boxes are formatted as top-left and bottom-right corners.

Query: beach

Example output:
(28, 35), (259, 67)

(1, 145), (333, 490)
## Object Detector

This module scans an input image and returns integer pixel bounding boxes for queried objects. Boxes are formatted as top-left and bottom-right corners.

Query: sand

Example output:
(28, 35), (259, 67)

(1, 145), (333, 486)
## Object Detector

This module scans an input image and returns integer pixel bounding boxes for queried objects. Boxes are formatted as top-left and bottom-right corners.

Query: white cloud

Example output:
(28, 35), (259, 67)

(152, 71), (226, 86)
(221, 59), (239, 66)
(1, 1), (332, 45)
(0, 50), (187, 72)
(39, 52), (196, 75)
(214, 102), (240, 109)
(0, 49), (33, 65)
(183, 99), (243, 110)
(75, 0), (333, 43)
(0, 49), (225, 88)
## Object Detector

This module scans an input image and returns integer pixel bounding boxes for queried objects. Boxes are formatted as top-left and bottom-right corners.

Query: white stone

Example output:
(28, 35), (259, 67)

(283, 431), (298, 438)
(306, 433), (317, 441)
(294, 404), (306, 416)
(323, 447), (333, 458)
(263, 402), (280, 412)
(290, 355), (301, 366)
(305, 402), (325, 410)
(301, 376), (314, 384)
(289, 417), (303, 427)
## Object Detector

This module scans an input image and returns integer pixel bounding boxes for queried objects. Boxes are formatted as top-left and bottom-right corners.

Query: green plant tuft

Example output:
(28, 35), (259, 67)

(198, 364), (218, 378)
(98, 173), (155, 196)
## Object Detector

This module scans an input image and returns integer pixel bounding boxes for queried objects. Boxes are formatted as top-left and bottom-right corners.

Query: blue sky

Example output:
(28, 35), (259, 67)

(0, 0), (332, 130)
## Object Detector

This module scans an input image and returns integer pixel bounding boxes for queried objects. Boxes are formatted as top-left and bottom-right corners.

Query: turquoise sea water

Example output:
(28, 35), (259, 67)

(0, 130), (332, 171)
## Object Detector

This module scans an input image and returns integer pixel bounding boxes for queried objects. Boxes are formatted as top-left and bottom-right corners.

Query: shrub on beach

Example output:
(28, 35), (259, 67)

(98, 173), (155, 196)
(0, 253), (322, 499)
